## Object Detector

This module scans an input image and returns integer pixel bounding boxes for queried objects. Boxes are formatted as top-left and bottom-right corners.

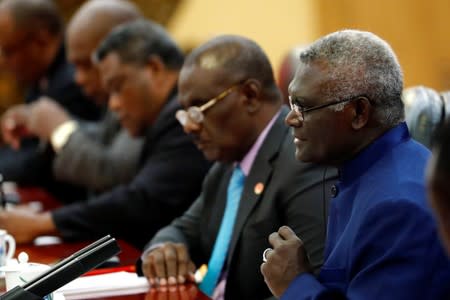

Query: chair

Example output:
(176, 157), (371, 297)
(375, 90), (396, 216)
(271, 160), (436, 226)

(402, 86), (444, 148)
(440, 90), (450, 119)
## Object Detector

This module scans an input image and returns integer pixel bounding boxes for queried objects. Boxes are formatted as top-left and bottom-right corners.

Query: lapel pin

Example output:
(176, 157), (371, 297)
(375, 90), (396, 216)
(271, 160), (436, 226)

(254, 182), (264, 195)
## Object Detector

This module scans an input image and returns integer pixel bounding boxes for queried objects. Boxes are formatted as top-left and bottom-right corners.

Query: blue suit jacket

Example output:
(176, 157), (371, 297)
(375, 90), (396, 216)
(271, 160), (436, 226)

(282, 123), (450, 300)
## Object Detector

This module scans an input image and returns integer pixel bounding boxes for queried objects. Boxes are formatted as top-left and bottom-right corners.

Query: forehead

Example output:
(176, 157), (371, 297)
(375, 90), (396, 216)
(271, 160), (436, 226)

(289, 61), (329, 98)
(98, 53), (136, 79)
(67, 30), (99, 63)
(179, 65), (225, 101)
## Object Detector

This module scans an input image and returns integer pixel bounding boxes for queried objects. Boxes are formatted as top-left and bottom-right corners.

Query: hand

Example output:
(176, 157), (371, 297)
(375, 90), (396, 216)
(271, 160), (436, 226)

(0, 208), (56, 244)
(1, 104), (32, 149)
(27, 97), (71, 140)
(260, 226), (312, 298)
(142, 242), (196, 287)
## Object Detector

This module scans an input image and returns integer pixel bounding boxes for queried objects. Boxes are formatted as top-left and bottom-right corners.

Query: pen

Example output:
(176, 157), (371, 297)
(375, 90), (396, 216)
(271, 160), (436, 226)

(83, 265), (136, 276)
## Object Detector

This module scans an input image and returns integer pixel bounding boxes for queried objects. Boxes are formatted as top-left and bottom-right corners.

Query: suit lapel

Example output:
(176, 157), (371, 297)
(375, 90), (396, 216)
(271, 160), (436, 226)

(227, 107), (290, 262)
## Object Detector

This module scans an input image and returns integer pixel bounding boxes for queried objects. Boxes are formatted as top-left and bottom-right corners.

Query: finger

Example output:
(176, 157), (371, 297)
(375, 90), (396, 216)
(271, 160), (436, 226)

(162, 244), (179, 285)
(268, 231), (284, 248)
(142, 255), (154, 278)
(174, 243), (190, 283)
(260, 262), (267, 278)
(142, 255), (159, 286)
(277, 225), (298, 240)
(151, 249), (169, 284)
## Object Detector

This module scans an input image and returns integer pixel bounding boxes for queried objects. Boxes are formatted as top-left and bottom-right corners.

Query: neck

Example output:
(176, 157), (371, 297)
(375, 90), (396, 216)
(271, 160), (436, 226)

(39, 35), (62, 77)
(158, 70), (179, 101)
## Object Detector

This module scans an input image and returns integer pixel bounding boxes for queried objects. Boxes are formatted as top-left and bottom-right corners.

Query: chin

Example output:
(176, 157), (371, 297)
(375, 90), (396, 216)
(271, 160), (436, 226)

(202, 150), (220, 162)
(295, 148), (310, 162)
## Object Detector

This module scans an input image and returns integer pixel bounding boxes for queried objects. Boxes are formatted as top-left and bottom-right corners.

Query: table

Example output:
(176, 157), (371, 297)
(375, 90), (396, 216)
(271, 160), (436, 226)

(2, 187), (210, 300)
(8, 241), (209, 299)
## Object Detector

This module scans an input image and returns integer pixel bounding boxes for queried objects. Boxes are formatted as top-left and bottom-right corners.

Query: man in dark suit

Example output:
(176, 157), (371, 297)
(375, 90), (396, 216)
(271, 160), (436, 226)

(0, 0), (101, 201)
(0, 19), (211, 249)
(139, 35), (337, 300)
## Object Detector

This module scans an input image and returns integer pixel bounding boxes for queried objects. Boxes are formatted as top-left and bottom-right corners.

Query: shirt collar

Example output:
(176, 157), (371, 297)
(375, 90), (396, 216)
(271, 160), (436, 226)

(239, 109), (282, 176)
(339, 122), (410, 185)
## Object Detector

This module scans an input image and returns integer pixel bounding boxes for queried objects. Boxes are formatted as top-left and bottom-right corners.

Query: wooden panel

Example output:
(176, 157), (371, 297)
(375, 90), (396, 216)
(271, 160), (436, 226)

(316, 0), (450, 90)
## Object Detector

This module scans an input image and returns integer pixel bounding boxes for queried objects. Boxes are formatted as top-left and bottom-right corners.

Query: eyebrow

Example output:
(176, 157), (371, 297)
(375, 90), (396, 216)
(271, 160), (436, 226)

(290, 95), (308, 104)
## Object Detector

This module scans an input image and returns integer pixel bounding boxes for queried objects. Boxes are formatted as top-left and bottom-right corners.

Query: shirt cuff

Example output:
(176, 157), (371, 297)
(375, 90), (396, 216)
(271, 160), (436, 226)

(140, 243), (164, 262)
(50, 120), (78, 153)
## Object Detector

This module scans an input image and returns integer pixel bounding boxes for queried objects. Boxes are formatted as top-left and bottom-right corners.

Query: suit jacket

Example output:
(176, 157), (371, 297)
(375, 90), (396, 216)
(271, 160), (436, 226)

(281, 123), (450, 300)
(53, 110), (143, 193)
(146, 107), (338, 300)
(0, 43), (100, 202)
(52, 92), (211, 249)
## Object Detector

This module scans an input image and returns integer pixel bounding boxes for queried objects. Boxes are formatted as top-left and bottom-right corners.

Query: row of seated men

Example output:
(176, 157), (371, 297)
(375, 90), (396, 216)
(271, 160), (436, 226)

(0, 0), (449, 299)
(0, 0), (144, 203)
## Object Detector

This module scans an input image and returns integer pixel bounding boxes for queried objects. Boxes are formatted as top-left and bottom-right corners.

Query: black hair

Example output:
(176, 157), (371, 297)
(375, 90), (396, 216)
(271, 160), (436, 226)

(95, 19), (183, 70)
(4, 0), (63, 36)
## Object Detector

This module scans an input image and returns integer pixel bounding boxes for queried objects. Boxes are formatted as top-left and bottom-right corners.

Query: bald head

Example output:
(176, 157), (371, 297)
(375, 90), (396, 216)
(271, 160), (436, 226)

(66, 0), (141, 101)
(184, 35), (277, 92)
(67, 0), (140, 49)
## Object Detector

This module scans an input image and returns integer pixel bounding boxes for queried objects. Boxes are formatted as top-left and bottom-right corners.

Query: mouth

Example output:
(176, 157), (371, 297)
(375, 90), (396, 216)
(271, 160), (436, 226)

(293, 134), (306, 142)
(194, 138), (211, 150)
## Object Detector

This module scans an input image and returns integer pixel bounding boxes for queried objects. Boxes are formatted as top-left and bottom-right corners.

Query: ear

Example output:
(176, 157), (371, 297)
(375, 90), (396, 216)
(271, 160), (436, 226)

(351, 96), (371, 130)
(145, 55), (165, 80)
(241, 79), (263, 114)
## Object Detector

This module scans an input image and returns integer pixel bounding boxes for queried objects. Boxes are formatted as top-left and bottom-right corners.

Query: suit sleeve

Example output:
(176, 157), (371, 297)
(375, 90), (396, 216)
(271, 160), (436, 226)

(281, 201), (449, 300)
(52, 126), (143, 192)
(51, 125), (210, 249)
(280, 162), (336, 273)
(143, 165), (220, 265)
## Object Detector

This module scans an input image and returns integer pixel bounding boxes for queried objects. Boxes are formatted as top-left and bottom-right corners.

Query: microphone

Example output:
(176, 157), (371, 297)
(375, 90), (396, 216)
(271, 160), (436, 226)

(2, 235), (121, 300)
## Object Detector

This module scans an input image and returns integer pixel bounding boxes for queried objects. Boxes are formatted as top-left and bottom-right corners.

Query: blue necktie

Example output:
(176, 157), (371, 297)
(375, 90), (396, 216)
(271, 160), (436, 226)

(199, 166), (245, 296)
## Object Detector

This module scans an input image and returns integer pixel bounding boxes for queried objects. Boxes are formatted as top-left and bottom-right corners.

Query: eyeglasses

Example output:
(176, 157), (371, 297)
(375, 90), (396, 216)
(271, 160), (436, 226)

(288, 95), (364, 119)
(176, 84), (239, 126)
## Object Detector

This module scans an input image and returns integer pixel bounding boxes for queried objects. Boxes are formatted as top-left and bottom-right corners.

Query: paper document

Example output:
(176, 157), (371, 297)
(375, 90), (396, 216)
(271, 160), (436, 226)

(57, 271), (149, 300)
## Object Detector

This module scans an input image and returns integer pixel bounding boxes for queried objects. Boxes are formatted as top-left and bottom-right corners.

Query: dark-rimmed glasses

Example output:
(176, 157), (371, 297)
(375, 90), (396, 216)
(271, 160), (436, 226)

(288, 95), (365, 120)
(176, 84), (240, 126)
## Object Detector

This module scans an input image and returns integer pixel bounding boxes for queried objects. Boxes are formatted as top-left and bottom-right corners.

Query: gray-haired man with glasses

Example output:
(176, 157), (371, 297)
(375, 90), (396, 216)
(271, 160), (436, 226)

(261, 29), (450, 300)
(139, 34), (337, 300)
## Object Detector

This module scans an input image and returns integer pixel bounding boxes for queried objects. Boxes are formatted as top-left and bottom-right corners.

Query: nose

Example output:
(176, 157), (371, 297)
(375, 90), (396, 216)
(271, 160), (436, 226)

(285, 109), (303, 127)
(108, 93), (121, 113)
(75, 68), (90, 89)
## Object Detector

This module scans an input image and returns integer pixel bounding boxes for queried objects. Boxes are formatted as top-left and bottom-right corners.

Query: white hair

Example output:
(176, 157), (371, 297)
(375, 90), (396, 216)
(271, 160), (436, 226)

(300, 29), (404, 126)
